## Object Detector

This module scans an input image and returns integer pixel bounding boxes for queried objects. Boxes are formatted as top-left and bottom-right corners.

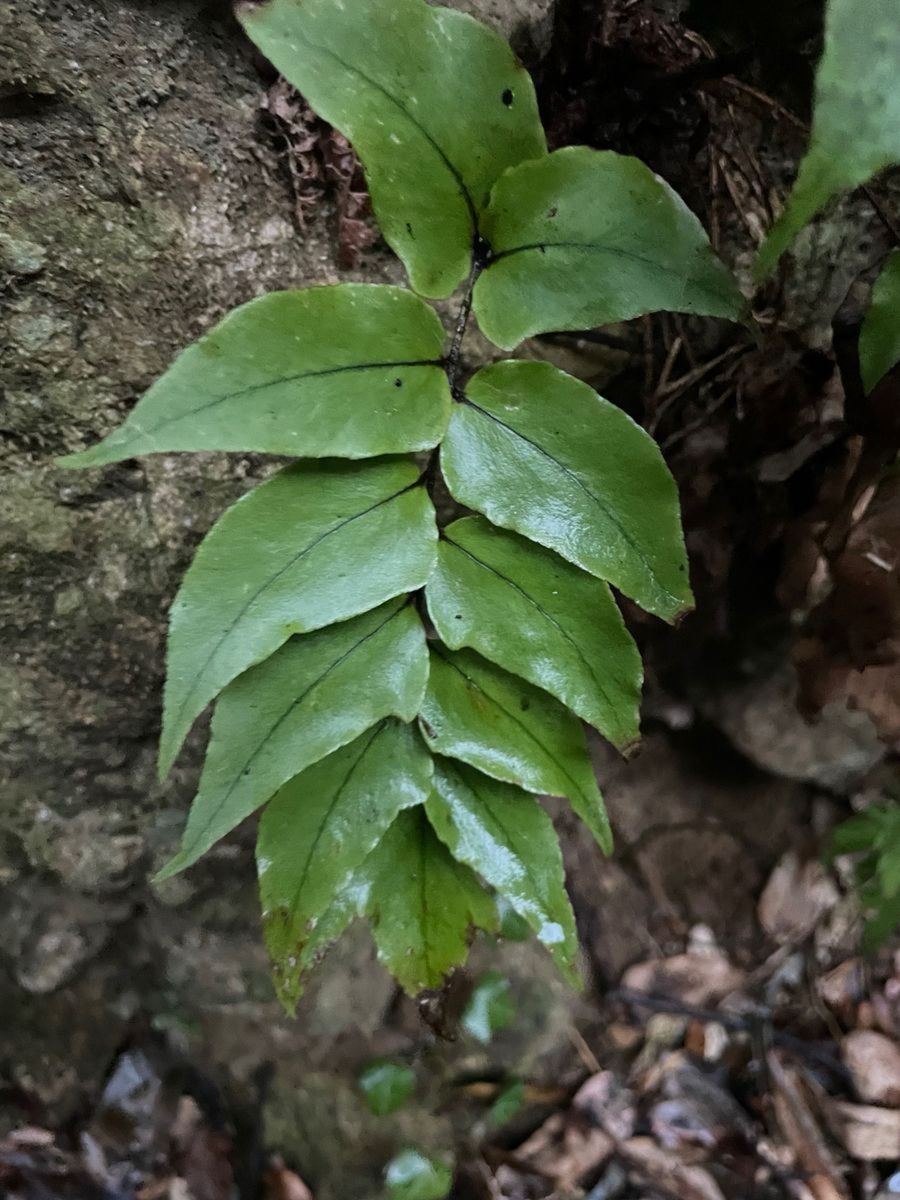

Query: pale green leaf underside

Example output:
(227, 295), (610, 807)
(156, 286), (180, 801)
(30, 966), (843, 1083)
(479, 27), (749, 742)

(362, 806), (498, 994)
(58, 286), (450, 467)
(441, 360), (693, 622)
(860, 250), (900, 393)
(239, 0), (546, 299)
(258, 719), (432, 1012)
(156, 598), (427, 879)
(474, 147), (744, 349)
(420, 647), (611, 854)
(159, 457), (435, 775)
(427, 516), (642, 750)
(427, 759), (579, 984)
(755, 0), (900, 278)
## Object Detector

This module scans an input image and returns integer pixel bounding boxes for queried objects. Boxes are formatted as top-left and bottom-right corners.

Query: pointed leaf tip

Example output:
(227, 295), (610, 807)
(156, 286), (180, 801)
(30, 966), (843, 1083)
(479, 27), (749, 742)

(441, 361), (693, 623)
(163, 599), (428, 877)
(158, 459), (436, 775)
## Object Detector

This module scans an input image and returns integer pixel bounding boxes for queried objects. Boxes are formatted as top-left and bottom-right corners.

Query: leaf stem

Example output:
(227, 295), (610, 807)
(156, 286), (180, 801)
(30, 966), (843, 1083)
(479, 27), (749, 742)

(446, 260), (483, 399)
(415, 260), (485, 626)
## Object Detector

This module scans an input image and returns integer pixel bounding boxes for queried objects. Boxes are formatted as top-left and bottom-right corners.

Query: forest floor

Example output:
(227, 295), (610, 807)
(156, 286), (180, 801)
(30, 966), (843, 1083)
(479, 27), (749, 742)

(3, 864), (900, 1200)
(3, 0), (900, 1197)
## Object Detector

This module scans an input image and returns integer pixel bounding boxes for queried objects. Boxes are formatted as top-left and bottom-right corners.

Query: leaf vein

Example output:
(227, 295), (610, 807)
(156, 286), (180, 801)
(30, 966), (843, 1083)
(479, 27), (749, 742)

(287, 721), (389, 927)
(167, 476), (421, 753)
(434, 647), (590, 807)
(125, 359), (443, 446)
(461, 398), (681, 606)
(179, 601), (408, 861)
(291, 29), (479, 239)
(440, 535), (621, 717)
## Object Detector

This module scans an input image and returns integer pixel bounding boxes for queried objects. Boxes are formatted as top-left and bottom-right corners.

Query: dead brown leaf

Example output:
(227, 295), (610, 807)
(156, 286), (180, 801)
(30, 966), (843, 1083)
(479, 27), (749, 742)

(817, 958), (866, 1023)
(825, 1100), (900, 1161)
(841, 1030), (900, 1106)
(622, 949), (745, 1007)
(619, 1135), (727, 1200)
(170, 1097), (233, 1200)
(264, 1157), (314, 1200)
(513, 1110), (614, 1191)
(758, 852), (840, 945)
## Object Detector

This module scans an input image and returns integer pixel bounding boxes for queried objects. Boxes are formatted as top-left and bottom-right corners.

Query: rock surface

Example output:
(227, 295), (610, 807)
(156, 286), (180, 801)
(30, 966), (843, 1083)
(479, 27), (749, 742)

(0, 4), (580, 1189)
(450, 0), (558, 59)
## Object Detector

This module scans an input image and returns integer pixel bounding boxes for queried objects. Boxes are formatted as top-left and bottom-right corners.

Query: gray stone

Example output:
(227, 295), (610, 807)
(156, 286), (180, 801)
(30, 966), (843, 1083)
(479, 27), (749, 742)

(710, 662), (885, 791)
(446, 0), (558, 60)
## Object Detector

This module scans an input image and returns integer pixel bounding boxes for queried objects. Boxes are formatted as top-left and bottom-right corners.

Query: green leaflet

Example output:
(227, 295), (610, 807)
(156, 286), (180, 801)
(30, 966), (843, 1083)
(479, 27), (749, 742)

(281, 873), (373, 986)
(860, 251), (900, 393)
(157, 599), (427, 879)
(158, 458), (436, 775)
(239, 0), (546, 299)
(359, 1060), (417, 1116)
(442, 360), (693, 622)
(58, 286), (450, 467)
(427, 760), (579, 985)
(427, 516), (642, 751)
(832, 804), (900, 950)
(474, 147), (743, 349)
(362, 807), (498, 994)
(258, 720), (432, 1012)
(385, 1148), (453, 1200)
(420, 647), (611, 854)
(756, 0), (900, 278)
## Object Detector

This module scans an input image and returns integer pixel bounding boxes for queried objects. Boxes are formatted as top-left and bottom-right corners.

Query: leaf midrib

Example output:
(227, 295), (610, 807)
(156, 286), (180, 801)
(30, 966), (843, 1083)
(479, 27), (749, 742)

(286, 721), (388, 928)
(179, 601), (408, 862)
(432, 646), (591, 810)
(487, 240), (686, 281)
(446, 764), (556, 932)
(440, 534), (623, 720)
(166, 475), (422, 759)
(460, 396), (682, 608)
(119, 359), (443, 446)
(287, 25), (479, 239)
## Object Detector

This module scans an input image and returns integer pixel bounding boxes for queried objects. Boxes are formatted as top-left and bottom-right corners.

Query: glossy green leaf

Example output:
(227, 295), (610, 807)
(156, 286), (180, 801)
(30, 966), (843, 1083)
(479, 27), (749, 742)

(385, 1148), (452, 1200)
(362, 807), (498, 994)
(156, 599), (427, 879)
(756, 0), (900, 278)
(58, 286), (450, 467)
(860, 250), (900, 393)
(239, 0), (546, 299)
(427, 516), (642, 751)
(427, 760), (579, 985)
(420, 647), (611, 853)
(157, 458), (435, 776)
(442, 360), (693, 622)
(280, 871), (373, 985)
(258, 719), (432, 1011)
(461, 971), (514, 1043)
(359, 1059), (417, 1116)
(473, 147), (743, 349)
